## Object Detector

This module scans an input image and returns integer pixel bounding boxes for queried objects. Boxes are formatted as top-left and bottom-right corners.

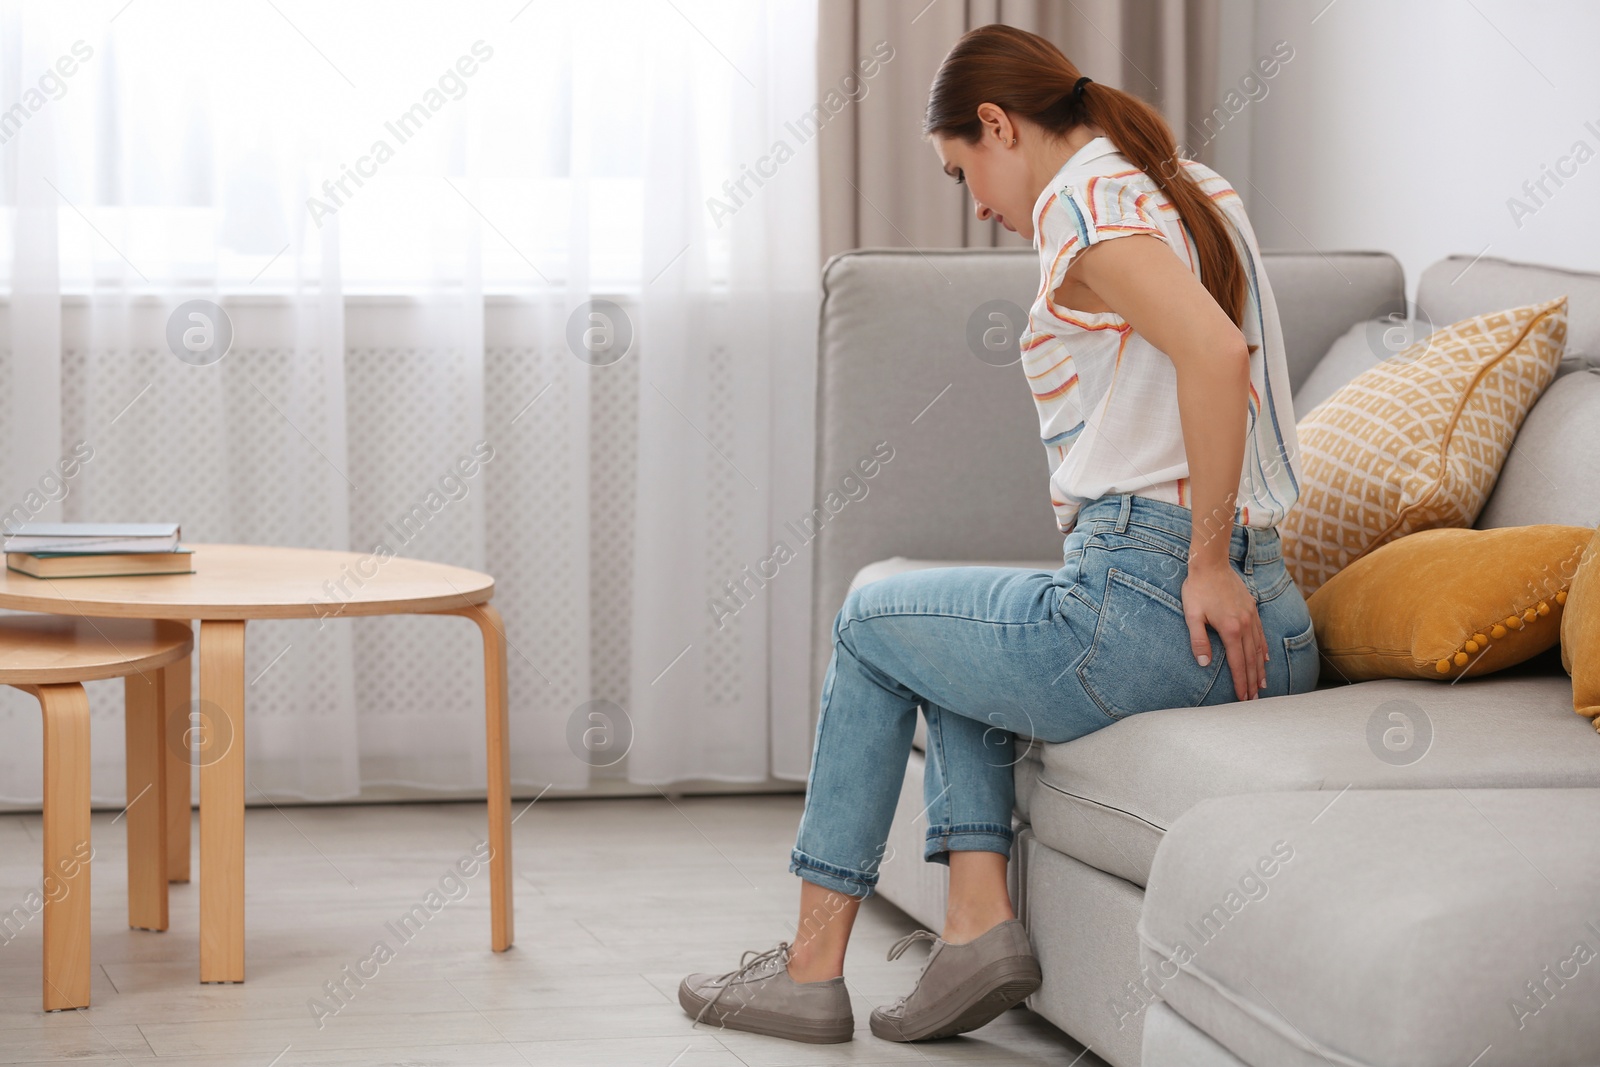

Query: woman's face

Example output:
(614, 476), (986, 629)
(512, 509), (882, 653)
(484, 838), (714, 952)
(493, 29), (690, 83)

(931, 120), (1038, 240)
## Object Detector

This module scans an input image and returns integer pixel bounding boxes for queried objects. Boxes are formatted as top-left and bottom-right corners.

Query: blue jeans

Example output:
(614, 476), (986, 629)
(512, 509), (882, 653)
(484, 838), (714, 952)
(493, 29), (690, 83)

(789, 493), (1319, 899)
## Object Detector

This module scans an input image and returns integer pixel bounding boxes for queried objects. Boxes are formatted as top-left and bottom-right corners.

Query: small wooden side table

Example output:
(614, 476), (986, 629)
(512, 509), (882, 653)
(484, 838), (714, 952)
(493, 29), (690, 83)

(0, 614), (193, 1009)
(0, 543), (512, 984)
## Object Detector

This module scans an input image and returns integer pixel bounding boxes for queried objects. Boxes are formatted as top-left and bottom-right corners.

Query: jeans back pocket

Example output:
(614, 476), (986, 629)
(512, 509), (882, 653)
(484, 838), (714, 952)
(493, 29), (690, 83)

(1076, 566), (1227, 720)
(1283, 618), (1320, 694)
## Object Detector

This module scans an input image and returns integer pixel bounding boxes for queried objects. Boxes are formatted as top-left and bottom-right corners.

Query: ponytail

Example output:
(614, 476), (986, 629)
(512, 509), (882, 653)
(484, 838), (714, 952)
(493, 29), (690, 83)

(924, 24), (1247, 328)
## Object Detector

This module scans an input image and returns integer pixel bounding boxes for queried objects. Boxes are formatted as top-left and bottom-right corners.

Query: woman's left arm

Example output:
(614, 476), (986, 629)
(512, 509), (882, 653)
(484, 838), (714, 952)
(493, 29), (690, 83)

(1066, 233), (1267, 701)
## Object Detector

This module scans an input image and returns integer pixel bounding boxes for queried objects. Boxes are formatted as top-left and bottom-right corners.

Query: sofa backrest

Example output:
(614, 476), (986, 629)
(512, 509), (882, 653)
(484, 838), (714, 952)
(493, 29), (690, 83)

(808, 248), (1404, 722)
(1258, 252), (1405, 392)
(1417, 255), (1600, 368)
(1411, 256), (1600, 531)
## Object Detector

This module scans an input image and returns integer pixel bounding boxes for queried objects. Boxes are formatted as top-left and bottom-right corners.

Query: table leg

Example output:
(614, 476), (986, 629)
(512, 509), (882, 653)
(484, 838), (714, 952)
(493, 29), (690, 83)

(123, 669), (169, 932)
(28, 683), (93, 1011)
(199, 619), (246, 983)
(433, 601), (514, 951)
(164, 647), (193, 884)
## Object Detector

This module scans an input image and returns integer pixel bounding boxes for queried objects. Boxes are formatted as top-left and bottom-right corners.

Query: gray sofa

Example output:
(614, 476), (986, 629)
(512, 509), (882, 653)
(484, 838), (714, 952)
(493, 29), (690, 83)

(809, 249), (1600, 1067)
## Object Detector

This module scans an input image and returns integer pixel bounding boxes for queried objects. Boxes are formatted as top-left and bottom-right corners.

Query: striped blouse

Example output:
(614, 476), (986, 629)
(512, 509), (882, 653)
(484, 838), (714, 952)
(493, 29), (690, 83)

(1024, 135), (1301, 535)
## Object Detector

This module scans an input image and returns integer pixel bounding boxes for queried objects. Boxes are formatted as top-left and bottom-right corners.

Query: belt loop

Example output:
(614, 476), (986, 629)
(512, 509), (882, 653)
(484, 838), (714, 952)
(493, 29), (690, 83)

(1243, 525), (1257, 574)
(1115, 494), (1132, 533)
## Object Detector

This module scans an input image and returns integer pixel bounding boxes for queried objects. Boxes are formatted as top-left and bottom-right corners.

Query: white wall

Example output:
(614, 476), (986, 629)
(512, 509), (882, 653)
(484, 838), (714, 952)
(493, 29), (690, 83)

(1213, 0), (1600, 305)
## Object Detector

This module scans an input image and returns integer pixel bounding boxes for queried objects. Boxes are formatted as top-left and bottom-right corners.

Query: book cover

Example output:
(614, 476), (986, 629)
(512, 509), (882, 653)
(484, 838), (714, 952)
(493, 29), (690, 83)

(3, 521), (183, 554)
(2, 522), (180, 538)
(6, 548), (195, 579)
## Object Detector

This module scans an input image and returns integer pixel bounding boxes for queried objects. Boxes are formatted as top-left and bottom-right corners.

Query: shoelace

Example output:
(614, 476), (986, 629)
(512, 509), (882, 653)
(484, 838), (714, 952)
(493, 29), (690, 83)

(885, 929), (940, 962)
(882, 929), (943, 1013)
(694, 941), (791, 1025)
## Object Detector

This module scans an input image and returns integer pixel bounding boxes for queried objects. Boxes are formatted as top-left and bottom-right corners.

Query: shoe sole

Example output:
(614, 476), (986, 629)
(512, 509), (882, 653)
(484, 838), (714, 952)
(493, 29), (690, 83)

(869, 955), (1043, 1042)
(678, 978), (854, 1044)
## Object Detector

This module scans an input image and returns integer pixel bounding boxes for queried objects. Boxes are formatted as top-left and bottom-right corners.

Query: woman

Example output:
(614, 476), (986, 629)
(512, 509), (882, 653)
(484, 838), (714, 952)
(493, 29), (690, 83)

(679, 23), (1318, 1046)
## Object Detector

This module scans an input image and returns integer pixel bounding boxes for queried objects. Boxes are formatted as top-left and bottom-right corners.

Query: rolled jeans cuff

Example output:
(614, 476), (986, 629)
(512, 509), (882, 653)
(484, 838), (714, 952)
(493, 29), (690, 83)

(923, 823), (1014, 866)
(789, 849), (875, 899)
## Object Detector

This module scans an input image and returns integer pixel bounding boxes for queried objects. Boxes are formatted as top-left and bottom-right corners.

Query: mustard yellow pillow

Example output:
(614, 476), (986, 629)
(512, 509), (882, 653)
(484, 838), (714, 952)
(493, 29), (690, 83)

(1306, 525), (1589, 682)
(1281, 297), (1568, 597)
(1561, 528), (1600, 732)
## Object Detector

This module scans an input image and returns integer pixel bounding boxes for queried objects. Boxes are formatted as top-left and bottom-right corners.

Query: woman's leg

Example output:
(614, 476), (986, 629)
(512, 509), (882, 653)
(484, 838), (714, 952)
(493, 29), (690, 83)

(785, 727), (1022, 975)
(783, 600), (917, 981)
(944, 851), (1014, 943)
(787, 880), (862, 982)
(785, 557), (1101, 978)
(921, 699), (1022, 942)
(787, 697), (1024, 979)
(683, 493), (1317, 1041)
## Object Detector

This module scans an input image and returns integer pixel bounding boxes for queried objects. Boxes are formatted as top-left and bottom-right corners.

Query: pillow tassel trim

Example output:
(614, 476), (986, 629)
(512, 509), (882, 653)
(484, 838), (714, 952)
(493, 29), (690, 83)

(1434, 588), (1569, 676)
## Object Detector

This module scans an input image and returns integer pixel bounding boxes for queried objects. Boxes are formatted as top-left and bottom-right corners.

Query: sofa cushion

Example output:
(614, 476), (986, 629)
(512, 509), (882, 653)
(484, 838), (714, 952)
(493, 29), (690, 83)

(1476, 369), (1600, 531)
(1289, 317), (1393, 419)
(1410, 255), (1600, 533)
(1289, 311), (1595, 427)
(1016, 669), (1600, 888)
(1416, 254), (1600, 370)
(1139, 789), (1600, 1067)
(1562, 528), (1600, 731)
(1143, 1001), (1251, 1067)
(1305, 525), (1590, 680)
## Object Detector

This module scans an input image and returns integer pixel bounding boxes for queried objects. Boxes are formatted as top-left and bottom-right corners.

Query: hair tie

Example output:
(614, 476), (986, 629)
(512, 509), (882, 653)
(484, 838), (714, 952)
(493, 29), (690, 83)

(1072, 75), (1092, 101)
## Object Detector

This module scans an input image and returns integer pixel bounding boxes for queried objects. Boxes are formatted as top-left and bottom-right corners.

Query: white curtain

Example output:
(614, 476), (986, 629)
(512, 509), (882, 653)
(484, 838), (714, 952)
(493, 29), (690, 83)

(0, 0), (820, 806)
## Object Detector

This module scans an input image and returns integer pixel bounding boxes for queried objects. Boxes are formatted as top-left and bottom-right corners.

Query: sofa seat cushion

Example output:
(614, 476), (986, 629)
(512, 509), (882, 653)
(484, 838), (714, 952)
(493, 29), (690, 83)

(1140, 789), (1600, 1067)
(1018, 671), (1600, 888)
(848, 556), (1063, 754)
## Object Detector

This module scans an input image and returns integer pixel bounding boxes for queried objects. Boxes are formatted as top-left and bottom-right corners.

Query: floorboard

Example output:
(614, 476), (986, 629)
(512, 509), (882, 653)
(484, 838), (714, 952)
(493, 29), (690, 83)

(0, 795), (1106, 1066)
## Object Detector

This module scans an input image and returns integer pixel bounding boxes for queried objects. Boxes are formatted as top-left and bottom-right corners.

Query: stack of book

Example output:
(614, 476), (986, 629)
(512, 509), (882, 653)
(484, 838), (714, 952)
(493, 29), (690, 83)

(3, 522), (194, 578)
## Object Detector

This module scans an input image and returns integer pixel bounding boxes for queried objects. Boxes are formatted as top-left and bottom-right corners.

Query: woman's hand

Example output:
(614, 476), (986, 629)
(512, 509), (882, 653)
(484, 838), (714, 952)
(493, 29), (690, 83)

(1181, 561), (1267, 700)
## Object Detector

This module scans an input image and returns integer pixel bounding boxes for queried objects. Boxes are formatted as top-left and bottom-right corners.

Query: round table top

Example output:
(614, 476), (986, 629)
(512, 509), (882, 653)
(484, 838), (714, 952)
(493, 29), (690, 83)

(0, 543), (494, 621)
(0, 615), (193, 683)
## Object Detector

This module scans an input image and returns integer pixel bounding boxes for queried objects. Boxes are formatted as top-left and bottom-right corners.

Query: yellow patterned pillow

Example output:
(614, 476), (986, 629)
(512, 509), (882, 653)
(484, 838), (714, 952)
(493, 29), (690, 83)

(1280, 297), (1568, 596)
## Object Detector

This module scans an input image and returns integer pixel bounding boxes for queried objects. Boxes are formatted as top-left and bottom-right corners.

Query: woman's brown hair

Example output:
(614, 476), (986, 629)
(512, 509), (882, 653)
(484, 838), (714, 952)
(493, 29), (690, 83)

(925, 24), (1247, 328)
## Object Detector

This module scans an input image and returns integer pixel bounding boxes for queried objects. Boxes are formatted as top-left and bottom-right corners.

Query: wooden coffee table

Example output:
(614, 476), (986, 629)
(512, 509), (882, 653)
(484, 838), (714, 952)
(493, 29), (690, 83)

(0, 543), (512, 983)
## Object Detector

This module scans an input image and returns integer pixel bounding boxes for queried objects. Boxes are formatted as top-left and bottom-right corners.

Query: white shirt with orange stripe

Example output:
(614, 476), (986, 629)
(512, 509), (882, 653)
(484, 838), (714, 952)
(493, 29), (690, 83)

(1023, 134), (1302, 535)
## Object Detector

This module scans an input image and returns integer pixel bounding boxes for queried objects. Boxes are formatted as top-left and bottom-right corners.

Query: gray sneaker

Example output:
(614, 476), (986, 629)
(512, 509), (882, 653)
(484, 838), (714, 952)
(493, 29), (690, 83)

(869, 919), (1042, 1042)
(679, 941), (854, 1044)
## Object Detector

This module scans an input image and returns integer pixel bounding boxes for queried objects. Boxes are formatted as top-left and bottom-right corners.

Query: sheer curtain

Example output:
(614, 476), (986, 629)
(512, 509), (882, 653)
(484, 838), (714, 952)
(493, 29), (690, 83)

(0, 0), (820, 806)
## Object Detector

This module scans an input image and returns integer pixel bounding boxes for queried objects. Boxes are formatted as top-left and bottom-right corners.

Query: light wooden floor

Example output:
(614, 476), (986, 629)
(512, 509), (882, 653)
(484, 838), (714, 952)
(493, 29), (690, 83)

(0, 794), (1105, 1066)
